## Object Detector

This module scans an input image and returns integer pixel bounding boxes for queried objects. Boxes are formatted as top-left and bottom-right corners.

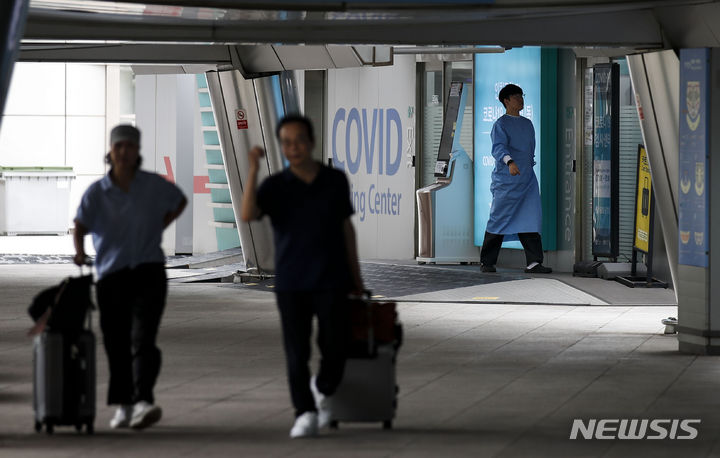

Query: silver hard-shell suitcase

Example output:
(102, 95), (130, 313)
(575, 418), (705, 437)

(33, 329), (96, 434)
(30, 270), (96, 435)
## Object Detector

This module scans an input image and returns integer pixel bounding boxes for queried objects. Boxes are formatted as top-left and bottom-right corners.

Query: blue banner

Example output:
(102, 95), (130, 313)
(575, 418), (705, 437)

(473, 47), (542, 248)
(592, 65), (613, 256)
(678, 48), (709, 268)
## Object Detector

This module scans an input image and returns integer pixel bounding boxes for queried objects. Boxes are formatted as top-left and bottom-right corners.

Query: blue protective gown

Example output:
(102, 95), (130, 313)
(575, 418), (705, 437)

(486, 114), (542, 235)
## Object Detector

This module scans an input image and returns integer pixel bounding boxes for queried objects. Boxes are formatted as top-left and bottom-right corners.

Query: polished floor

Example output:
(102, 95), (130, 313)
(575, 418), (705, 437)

(2, 260), (719, 457)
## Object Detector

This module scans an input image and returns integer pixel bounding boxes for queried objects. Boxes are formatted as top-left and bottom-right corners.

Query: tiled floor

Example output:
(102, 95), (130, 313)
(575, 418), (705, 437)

(229, 261), (677, 307)
(2, 264), (718, 457)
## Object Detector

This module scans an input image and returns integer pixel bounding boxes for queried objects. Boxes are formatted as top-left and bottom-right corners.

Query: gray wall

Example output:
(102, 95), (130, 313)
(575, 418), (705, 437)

(553, 48), (579, 272)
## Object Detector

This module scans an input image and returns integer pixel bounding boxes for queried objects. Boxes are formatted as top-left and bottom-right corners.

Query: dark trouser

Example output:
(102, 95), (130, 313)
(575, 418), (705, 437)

(480, 231), (544, 267)
(96, 263), (167, 406)
(276, 290), (349, 417)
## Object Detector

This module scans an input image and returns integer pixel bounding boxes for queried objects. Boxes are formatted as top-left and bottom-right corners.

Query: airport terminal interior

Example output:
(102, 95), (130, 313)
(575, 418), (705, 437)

(2, 0), (720, 456)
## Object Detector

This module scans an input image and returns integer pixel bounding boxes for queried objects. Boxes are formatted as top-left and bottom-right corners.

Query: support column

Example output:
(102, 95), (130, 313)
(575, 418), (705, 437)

(0, 0), (29, 127)
(626, 50), (679, 296)
(206, 70), (297, 273)
(175, 75), (195, 254)
(676, 48), (719, 354)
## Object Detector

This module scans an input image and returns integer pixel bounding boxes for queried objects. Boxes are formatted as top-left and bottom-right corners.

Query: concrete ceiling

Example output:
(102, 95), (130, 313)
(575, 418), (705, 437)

(18, 0), (720, 64)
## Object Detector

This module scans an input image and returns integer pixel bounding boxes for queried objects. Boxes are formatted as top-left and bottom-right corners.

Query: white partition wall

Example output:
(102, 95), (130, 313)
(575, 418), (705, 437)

(135, 74), (195, 255)
(326, 55), (417, 260)
(0, 62), (108, 232)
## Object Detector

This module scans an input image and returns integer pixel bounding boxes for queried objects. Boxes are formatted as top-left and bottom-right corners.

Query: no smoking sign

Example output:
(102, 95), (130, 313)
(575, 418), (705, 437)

(236, 109), (248, 129)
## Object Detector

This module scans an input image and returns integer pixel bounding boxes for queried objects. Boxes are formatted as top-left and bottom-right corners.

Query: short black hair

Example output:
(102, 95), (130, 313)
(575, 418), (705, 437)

(276, 115), (315, 144)
(498, 84), (523, 106)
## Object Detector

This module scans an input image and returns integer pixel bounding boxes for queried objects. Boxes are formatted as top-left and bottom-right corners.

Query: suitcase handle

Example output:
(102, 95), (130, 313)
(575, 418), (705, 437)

(78, 260), (94, 331)
(77, 257), (93, 274)
(349, 289), (373, 301)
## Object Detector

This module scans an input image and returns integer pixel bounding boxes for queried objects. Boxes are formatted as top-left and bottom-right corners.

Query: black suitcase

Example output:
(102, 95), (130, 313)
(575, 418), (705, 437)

(328, 343), (399, 429)
(329, 293), (402, 429)
(30, 273), (96, 434)
(33, 330), (96, 434)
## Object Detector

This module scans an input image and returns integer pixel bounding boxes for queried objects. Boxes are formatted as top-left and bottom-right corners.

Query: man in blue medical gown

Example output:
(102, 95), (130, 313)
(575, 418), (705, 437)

(480, 84), (552, 274)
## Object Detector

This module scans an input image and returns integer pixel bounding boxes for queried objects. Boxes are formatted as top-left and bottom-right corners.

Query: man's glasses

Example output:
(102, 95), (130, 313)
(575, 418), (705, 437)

(280, 137), (311, 148)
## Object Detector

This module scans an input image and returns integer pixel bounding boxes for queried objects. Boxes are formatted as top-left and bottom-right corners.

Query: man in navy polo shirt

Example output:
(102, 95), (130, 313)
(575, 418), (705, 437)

(241, 115), (363, 438)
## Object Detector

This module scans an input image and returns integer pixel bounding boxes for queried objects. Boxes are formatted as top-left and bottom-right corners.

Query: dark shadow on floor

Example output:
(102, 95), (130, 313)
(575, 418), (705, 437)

(228, 262), (528, 299)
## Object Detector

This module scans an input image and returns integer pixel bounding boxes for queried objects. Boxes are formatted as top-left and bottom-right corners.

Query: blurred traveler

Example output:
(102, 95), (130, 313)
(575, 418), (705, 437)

(241, 115), (364, 438)
(73, 124), (187, 430)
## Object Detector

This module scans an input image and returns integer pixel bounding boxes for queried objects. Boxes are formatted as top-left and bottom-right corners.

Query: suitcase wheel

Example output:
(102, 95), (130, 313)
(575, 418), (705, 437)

(75, 423), (83, 433)
(329, 420), (339, 430)
(45, 422), (54, 435)
(86, 422), (94, 435)
(382, 420), (392, 430)
(34, 421), (42, 433)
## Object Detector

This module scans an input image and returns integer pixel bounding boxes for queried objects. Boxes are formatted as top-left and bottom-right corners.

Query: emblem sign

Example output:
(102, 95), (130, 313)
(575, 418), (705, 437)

(678, 49), (709, 267)
(686, 81), (700, 131)
(695, 162), (704, 196)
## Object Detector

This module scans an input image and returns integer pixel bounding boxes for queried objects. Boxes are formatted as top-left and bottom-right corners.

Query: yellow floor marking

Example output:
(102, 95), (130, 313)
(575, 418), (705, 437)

(473, 296), (499, 300)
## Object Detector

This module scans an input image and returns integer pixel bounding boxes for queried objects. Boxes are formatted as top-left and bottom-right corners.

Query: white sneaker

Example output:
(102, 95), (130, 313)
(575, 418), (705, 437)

(310, 376), (332, 428)
(289, 412), (318, 438)
(129, 401), (163, 430)
(109, 405), (133, 429)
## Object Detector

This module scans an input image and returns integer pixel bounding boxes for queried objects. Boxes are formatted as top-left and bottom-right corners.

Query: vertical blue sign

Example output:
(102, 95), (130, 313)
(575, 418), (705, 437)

(473, 47), (542, 248)
(592, 65), (615, 257)
(678, 49), (709, 268)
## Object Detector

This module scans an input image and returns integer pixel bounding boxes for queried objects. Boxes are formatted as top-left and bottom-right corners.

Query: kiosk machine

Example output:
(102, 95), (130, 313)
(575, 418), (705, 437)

(416, 81), (480, 264)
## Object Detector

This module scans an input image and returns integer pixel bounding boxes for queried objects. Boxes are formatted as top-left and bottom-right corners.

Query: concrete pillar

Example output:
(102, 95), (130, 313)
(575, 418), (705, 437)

(676, 48), (717, 354)
(175, 75), (195, 254)
(0, 0), (29, 127)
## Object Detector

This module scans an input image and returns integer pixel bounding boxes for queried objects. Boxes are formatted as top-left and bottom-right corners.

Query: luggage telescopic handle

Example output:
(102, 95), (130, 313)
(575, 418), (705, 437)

(78, 257), (93, 275)
(349, 289), (373, 300)
(348, 289), (376, 356)
(78, 257), (94, 331)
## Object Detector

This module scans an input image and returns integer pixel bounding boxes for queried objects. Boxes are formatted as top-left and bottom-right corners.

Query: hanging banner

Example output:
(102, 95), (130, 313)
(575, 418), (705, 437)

(678, 48), (709, 268)
(633, 145), (651, 253)
(591, 63), (620, 258)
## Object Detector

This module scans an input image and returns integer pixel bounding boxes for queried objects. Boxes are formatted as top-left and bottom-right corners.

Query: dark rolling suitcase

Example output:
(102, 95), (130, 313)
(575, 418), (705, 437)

(29, 273), (96, 435)
(329, 293), (402, 430)
(33, 330), (96, 434)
